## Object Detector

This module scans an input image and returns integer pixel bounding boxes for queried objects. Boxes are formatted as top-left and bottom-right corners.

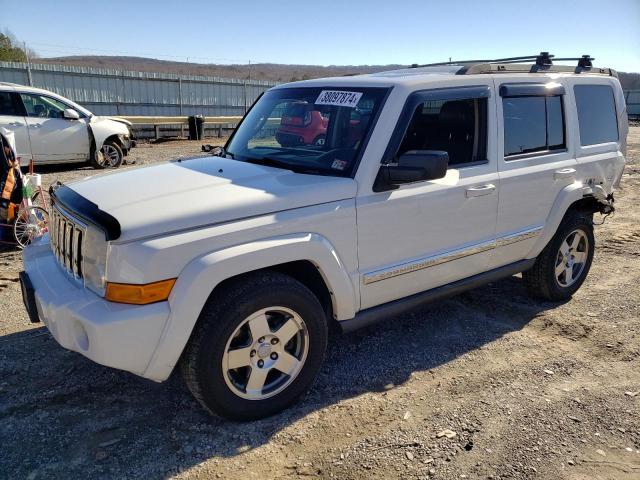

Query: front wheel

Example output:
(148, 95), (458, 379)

(91, 140), (123, 169)
(181, 272), (328, 420)
(523, 212), (594, 301)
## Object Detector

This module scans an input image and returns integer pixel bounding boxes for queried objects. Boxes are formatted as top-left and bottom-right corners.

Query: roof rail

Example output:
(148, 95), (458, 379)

(410, 52), (616, 77)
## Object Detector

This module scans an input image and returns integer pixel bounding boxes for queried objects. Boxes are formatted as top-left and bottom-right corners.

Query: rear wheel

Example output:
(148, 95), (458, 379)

(524, 212), (594, 301)
(90, 140), (123, 169)
(181, 272), (328, 420)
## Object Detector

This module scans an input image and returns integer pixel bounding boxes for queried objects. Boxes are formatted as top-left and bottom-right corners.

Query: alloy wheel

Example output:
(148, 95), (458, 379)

(221, 307), (309, 400)
(554, 229), (589, 287)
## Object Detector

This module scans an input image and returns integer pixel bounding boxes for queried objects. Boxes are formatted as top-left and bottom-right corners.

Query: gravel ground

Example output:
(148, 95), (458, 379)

(0, 131), (639, 480)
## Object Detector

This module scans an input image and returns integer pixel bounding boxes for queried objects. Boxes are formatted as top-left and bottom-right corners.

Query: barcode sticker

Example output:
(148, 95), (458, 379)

(315, 90), (363, 108)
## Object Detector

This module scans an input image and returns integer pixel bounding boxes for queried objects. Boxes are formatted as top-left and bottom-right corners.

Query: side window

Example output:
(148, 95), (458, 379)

(574, 85), (618, 146)
(0, 92), (21, 116)
(20, 93), (68, 119)
(397, 97), (487, 166)
(503, 95), (565, 157)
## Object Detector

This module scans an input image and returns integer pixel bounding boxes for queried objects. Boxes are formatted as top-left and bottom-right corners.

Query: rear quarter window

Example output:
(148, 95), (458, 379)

(574, 85), (618, 146)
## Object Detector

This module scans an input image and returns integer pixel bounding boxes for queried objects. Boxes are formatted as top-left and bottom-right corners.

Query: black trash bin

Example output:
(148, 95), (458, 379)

(188, 115), (205, 140)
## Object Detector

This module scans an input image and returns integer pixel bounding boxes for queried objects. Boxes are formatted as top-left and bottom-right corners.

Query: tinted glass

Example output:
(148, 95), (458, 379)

(503, 97), (546, 155)
(546, 96), (565, 149)
(20, 93), (68, 118)
(398, 98), (487, 166)
(0, 92), (20, 116)
(574, 85), (618, 145)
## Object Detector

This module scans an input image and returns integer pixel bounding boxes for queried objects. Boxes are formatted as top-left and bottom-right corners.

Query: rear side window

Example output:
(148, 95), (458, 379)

(574, 85), (618, 145)
(503, 96), (565, 157)
(0, 91), (21, 116)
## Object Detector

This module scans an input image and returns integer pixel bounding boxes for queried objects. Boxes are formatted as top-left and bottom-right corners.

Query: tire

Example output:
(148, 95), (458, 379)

(90, 140), (123, 169)
(523, 211), (595, 301)
(180, 272), (328, 421)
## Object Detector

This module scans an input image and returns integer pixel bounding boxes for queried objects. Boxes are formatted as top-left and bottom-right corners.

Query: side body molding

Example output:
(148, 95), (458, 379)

(143, 232), (356, 381)
(526, 182), (590, 259)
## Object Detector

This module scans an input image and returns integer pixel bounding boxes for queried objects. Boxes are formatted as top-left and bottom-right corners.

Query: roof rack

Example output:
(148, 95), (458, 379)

(409, 52), (616, 77)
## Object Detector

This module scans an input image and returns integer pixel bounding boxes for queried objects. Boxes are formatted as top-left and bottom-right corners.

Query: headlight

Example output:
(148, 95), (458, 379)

(83, 224), (109, 296)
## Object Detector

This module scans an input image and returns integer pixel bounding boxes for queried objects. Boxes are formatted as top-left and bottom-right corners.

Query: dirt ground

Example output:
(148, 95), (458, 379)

(0, 131), (639, 480)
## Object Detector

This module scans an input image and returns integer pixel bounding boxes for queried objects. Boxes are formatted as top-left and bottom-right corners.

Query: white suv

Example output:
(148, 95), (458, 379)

(0, 82), (132, 168)
(21, 54), (628, 420)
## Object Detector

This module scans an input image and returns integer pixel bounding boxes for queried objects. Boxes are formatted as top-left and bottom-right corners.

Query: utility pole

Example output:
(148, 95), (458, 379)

(24, 41), (33, 86)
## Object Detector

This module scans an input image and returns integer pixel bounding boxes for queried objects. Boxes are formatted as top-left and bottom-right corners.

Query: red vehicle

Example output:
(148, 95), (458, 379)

(276, 103), (329, 147)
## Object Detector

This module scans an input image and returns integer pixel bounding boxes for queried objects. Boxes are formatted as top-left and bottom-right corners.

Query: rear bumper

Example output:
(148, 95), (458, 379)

(22, 237), (170, 380)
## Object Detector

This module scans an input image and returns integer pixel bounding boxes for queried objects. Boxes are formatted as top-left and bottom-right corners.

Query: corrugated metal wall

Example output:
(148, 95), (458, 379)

(626, 90), (640, 117)
(0, 61), (277, 116)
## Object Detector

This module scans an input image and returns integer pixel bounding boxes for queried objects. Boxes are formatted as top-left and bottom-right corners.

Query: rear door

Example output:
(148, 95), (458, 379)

(0, 89), (31, 162)
(491, 80), (576, 267)
(19, 92), (90, 163)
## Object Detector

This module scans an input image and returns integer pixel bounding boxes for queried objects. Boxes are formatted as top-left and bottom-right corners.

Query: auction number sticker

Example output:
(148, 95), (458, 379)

(315, 90), (363, 108)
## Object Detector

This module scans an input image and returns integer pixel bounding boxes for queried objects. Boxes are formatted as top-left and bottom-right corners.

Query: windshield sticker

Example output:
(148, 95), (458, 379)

(315, 90), (363, 108)
(331, 159), (348, 170)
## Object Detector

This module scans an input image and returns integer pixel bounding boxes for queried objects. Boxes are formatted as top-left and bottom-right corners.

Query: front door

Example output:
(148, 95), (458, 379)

(19, 93), (90, 163)
(357, 85), (499, 309)
(0, 90), (31, 162)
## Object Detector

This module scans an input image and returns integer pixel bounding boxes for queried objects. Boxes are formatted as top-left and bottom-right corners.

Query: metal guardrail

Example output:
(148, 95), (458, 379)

(112, 115), (283, 139)
(112, 115), (245, 139)
(113, 115), (244, 125)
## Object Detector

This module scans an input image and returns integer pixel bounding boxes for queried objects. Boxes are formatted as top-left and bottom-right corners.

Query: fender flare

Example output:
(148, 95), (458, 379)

(88, 120), (126, 155)
(527, 182), (591, 258)
(142, 232), (357, 381)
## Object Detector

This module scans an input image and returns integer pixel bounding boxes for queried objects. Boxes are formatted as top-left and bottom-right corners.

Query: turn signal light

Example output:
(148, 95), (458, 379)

(105, 279), (176, 305)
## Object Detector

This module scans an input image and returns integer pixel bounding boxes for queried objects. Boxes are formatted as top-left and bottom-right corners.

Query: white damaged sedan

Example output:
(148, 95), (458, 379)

(0, 82), (133, 168)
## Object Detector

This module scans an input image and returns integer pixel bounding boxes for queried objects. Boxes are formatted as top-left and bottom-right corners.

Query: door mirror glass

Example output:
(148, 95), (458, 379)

(63, 108), (80, 120)
(375, 150), (449, 191)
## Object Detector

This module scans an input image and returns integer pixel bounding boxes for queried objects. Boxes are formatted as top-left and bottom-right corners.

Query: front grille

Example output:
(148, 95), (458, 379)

(49, 205), (85, 279)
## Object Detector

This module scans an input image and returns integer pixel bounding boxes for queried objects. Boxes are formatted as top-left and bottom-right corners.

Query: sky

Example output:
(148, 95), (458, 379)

(1, 0), (639, 72)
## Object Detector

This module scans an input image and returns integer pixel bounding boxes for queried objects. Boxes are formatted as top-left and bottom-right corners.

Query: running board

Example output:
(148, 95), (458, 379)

(339, 259), (535, 333)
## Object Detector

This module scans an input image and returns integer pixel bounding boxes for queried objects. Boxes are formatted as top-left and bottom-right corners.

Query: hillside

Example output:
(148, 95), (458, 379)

(37, 56), (403, 82)
(38, 55), (640, 88)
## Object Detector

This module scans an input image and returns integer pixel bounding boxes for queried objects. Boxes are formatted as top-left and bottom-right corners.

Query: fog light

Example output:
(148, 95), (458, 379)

(105, 279), (176, 305)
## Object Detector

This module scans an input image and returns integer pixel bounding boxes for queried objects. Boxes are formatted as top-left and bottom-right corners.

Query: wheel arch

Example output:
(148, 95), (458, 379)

(528, 182), (603, 258)
(142, 232), (357, 381)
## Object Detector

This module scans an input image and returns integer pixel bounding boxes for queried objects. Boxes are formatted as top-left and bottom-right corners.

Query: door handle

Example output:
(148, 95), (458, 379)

(8, 121), (24, 126)
(554, 168), (576, 180)
(466, 184), (496, 198)
(30, 124), (42, 129)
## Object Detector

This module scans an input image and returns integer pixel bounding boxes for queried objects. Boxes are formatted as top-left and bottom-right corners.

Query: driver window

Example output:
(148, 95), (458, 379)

(398, 97), (488, 167)
(20, 93), (68, 119)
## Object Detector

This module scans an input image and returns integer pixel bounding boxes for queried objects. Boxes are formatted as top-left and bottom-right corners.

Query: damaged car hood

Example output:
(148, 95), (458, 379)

(64, 156), (357, 242)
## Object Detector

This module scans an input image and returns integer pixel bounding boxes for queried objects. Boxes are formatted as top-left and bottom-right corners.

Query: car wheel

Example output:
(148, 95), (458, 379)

(523, 212), (594, 301)
(91, 140), (123, 169)
(181, 271), (328, 421)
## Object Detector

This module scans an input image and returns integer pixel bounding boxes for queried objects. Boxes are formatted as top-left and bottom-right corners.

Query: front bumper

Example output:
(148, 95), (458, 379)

(22, 237), (170, 379)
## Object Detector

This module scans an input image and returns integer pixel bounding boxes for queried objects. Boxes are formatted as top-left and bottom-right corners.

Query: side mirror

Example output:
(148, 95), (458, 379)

(63, 108), (80, 120)
(373, 150), (449, 192)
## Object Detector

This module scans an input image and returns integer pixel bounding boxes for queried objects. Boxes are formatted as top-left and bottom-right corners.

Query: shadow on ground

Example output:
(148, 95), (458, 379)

(0, 275), (562, 478)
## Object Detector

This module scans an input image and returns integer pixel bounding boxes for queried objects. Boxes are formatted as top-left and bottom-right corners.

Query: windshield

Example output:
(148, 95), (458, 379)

(226, 87), (388, 176)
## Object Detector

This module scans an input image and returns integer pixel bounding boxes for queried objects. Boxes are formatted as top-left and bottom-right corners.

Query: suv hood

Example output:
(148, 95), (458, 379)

(67, 156), (357, 242)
